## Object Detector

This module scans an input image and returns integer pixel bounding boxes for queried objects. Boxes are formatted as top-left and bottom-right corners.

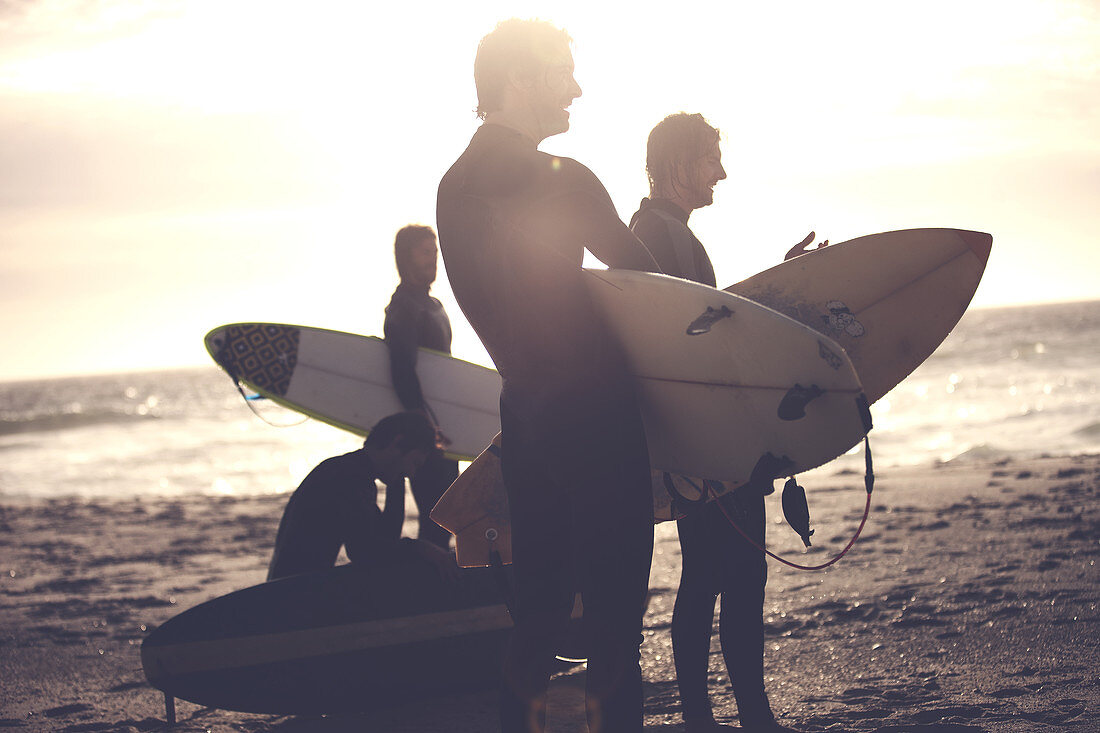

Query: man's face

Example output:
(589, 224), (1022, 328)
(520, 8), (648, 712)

(405, 237), (438, 287)
(527, 45), (582, 140)
(377, 444), (430, 487)
(682, 139), (727, 210)
(397, 448), (430, 482)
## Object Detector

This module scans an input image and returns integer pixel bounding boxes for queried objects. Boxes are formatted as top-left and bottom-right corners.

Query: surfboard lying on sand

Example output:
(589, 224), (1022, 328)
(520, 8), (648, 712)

(727, 228), (992, 404)
(205, 323), (501, 461)
(433, 269), (871, 567)
(142, 560), (582, 714)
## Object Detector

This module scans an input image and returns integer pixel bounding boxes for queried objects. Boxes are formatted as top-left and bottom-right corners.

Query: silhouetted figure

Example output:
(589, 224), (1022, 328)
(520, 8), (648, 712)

(384, 224), (457, 549)
(267, 411), (456, 583)
(630, 112), (806, 733)
(436, 19), (662, 733)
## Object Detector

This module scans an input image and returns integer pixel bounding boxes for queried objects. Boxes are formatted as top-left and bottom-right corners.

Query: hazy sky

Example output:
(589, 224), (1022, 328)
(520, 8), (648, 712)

(2, 0), (1098, 381)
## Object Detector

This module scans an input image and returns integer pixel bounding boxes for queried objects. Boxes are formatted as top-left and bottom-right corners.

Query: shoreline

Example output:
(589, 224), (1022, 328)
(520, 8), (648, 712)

(2, 453), (1097, 731)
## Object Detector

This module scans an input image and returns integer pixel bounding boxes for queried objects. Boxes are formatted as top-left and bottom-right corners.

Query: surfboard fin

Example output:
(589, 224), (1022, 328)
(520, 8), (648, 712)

(777, 383), (824, 420)
(732, 455), (782, 503)
(749, 452), (791, 492)
(686, 305), (733, 335)
(781, 477), (815, 547)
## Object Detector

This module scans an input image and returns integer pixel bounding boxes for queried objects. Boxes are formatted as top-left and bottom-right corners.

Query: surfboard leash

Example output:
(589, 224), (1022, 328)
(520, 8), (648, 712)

(487, 534), (516, 621)
(709, 435), (874, 571)
(231, 379), (311, 428)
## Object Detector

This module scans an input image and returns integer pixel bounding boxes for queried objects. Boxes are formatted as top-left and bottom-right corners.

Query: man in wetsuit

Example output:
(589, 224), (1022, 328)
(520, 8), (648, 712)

(631, 112), (814, 732)
(267, 411), (456, 582)
(384, 224), (456, 549)
(436, 19), (662, 733)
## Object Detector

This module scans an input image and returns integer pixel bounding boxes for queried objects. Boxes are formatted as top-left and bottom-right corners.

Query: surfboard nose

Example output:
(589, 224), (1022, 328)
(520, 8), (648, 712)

(204, 326), (228, 359)
(957, 230), (992, 265)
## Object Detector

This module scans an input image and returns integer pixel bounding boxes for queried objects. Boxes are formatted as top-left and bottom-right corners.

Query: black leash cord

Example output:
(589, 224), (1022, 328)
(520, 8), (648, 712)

(711, 436), (874, 571)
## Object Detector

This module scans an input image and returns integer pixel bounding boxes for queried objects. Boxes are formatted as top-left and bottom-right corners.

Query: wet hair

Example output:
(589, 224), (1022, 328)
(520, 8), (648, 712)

(364, 411), (437, 452)
(646, 112), (721, 195)
(474, 18), (572, 120)
(394, 224), (436, 282)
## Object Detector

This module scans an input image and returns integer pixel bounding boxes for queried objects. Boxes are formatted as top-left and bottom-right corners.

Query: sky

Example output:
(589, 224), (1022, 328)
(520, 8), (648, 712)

(1, 0), (1098, 381)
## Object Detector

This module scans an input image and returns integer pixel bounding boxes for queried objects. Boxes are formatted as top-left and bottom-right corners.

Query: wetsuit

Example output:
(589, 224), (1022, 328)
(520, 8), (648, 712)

(437, 123), (659, 733)
(628, 197), (715, 286)
(267, 450), (412, 580)
(384, 282), (457, 548)
(630, 197), (775, 727)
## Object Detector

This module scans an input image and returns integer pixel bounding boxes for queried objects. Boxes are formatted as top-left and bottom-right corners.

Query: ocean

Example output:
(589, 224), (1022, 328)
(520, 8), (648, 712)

(2, 299), (1098, 501)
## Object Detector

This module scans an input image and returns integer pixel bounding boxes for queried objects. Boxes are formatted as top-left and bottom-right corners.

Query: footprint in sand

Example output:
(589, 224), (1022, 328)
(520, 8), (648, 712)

(43, 703), (92, 718)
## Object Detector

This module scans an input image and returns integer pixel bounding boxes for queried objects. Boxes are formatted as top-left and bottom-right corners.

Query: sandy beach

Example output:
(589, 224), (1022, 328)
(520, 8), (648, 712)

(2, 452), (1097, 732)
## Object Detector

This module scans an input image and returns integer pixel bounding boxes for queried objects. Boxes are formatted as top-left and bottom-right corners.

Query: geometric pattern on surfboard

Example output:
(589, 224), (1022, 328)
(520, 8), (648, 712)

(216, 324), (299, 397)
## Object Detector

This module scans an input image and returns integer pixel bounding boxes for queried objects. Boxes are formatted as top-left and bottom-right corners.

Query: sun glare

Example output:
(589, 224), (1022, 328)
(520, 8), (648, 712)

(0, 0), (1097, 379)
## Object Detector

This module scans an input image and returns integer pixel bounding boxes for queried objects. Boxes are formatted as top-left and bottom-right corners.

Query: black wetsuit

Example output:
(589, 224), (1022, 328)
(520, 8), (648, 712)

(630, 197), (775, 727)
(267, 450), (411, 581)
(437, 124), (658, 733)
(628, 197), (715, 286)
(384, 282), (457, 548)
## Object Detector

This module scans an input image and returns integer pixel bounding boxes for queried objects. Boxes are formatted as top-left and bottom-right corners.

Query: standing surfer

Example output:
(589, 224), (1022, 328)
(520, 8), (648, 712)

(436, 19), (662, 733)
(630, 112), (813, 732)
(384, 224), (456, 549)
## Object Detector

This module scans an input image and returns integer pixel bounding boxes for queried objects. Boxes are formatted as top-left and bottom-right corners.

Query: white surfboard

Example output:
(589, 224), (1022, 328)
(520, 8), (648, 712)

(205, 324), (501, 461)
(586, 269), (870, 478)
(433, 228), (992, 566)
(727, 228), (992, 404)
(433, 270), (870, 566)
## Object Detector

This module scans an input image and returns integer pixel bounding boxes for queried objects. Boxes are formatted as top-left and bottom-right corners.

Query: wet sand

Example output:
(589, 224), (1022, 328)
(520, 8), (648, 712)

(2, 453), (1097, 731)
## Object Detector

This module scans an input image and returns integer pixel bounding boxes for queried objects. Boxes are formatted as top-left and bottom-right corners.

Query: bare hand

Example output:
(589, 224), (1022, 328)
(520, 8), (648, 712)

(784, 231), (829, 260)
